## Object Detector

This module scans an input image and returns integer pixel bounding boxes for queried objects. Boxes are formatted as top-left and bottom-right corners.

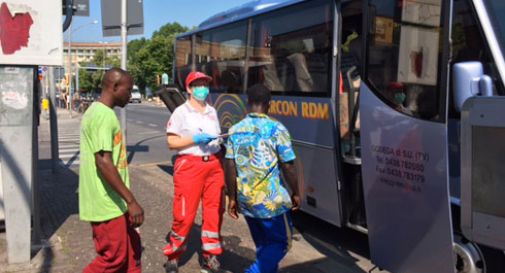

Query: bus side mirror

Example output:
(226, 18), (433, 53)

(453, 61), (493, 112)
(156, 86), (186, 113)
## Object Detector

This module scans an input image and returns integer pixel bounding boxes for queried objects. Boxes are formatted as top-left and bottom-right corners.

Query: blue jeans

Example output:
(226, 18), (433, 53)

(245, 212), (293, 273)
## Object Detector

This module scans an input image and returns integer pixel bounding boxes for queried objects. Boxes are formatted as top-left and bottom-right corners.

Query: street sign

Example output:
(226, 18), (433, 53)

(74, 0), (90, 16)
(162, 73), (169, 85)
(62, 0), (90, 16)
(101, 0), (144, 37)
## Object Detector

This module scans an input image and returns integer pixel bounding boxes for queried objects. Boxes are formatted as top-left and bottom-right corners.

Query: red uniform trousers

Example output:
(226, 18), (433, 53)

(84, 213), (141, 273)
(163, 154), (225, 259)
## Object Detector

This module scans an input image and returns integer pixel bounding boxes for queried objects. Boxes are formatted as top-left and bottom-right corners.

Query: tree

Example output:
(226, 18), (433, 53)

(152, 22), (187, 39)
(128, 22), (189, 92)
(78, 49), (122, 94)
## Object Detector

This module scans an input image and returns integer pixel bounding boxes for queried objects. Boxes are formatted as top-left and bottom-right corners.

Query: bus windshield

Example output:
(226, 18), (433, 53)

(483, 1), (505, 54)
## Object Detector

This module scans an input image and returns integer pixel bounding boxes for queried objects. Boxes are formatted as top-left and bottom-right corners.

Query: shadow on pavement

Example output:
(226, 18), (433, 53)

(164, 223), (255, 273)
(157, 154), (177, 176)
(157, 164), (174, 176)
(32, 159), (79, 272)
(127, 144), (149, 164)
(292, 211), (370, 272)
(37, 161), (79, 240)
(36, 246), (54, 273)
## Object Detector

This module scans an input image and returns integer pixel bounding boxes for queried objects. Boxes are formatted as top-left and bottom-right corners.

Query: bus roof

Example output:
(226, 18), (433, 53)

(177, 0), (305, 37)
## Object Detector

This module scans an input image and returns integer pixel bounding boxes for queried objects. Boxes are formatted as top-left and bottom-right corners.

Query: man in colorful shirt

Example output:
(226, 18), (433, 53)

(80, 68), (144, 273)
(225, 83), (300, 273)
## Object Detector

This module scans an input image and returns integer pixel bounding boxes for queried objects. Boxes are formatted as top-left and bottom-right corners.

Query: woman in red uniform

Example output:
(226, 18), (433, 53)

(164, 71), (225, 273)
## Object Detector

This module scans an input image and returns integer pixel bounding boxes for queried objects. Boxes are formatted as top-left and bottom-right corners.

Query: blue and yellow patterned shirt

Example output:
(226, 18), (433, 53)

(225, 113), (296, 218)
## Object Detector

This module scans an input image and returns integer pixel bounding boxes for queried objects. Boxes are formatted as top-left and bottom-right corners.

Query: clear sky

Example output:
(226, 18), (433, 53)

(65, 0), (252, 42)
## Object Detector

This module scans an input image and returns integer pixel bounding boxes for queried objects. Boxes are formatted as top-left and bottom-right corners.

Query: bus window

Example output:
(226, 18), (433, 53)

(247, 0), (332, 96)
(195, 22), (247, 94)
(365, 0), (445, 121)
(175, 36), (192, 91)
(450, 0), (505, 118)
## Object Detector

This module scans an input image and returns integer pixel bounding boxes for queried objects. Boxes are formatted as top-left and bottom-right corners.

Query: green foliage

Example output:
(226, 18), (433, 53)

(128, 22), (189, 91)
(152, 22), (187, 39)
(78, 48), (122, 93)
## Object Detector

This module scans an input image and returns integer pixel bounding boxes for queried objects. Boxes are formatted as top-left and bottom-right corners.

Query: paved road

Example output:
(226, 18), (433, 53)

(117, 102), (176, 165)
(50, 103), (173, 169)
(27, 103), (381, 273)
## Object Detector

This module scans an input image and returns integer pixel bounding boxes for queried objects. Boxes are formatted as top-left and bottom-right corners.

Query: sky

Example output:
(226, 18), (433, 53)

(65, 0), (252, 43)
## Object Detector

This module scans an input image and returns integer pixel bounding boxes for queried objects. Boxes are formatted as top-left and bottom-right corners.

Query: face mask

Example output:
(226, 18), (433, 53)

(394, 92), (406, 104)
(192, 86), (209, 101)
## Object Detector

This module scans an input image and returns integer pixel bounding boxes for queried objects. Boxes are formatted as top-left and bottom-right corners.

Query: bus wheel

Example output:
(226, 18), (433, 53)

(453, 234), (484, 273)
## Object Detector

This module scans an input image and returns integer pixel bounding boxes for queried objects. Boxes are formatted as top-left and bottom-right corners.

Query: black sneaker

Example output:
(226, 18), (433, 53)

(200, 255), (222, 273)
(164, 259), (178, 273)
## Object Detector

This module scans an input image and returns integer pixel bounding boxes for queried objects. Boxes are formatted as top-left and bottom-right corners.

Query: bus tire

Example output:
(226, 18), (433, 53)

(480, 244), (505, 273)
(453, 233), (505, 273)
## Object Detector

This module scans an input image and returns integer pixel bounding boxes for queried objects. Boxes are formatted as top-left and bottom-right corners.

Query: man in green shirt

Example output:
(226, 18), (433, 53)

(80, 68), (144, 273)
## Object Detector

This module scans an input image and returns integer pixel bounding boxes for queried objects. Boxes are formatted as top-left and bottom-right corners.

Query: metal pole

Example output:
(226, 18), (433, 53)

(67, 23), (73, 118)
(120, 0), (127, 140)
(103, 42), (106, 68)
(76, 68), (79, 97)
(48, 67), (59, 173)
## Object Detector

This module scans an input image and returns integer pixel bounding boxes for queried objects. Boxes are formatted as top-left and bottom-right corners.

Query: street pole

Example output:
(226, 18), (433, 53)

(67, 23), (73, 118)
(103, 42), (107, 68)
(66, 20), (97, 119)
(76, 68), (79, 100)
(120, 0), (127, 140)
(48, 67), (59, 173)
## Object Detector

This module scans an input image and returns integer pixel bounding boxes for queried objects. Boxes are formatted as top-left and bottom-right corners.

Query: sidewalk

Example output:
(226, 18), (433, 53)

(0, 107), (373, 273)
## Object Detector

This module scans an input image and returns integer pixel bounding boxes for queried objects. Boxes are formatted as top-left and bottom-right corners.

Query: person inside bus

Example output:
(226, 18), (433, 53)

(388, 82), (413, 115)
(220, 69), (240, 93)
(205, 60), (222, 91)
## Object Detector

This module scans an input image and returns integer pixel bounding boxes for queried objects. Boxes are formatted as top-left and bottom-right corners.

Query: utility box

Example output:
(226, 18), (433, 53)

(0, 67), (35, 264)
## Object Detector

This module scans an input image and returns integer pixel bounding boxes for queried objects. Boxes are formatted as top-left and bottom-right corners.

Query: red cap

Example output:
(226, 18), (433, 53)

(388, 81), (404, 90)
(185, 71), (212, 89)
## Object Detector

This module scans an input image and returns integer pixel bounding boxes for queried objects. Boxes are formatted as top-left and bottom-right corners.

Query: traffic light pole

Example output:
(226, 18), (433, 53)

(67, 23), (73, 118)
(120, 0), (127, 141)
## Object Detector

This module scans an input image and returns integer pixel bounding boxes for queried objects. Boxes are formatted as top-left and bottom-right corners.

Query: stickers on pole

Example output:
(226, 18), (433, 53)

(0, 1), (63, 66)
(0, 67), (34, 126)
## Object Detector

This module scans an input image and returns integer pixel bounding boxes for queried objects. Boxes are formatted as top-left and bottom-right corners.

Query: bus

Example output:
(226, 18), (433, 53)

(171, 0), (505, 272)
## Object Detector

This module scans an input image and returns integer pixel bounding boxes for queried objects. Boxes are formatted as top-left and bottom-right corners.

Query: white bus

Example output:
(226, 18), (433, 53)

(172, 1), (505, 272)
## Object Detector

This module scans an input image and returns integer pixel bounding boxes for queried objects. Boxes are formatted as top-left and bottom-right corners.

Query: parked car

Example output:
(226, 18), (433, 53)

(130, 85), (142, 103)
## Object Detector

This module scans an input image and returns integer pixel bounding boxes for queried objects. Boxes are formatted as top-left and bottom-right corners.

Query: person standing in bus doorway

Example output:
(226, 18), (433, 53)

(80, 68), (143, 273)
(164, 71), (226, 273)
(225, 84), (301, 273)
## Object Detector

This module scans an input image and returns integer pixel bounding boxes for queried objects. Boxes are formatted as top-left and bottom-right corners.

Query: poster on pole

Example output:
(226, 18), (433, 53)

(397, 26), (440, 86)
(0, 1), (63, 66)
(401, 0), (442, 27)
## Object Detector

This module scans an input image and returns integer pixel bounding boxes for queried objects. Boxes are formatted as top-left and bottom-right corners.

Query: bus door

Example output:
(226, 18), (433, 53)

(359, 1), (454, 273)
(338, 0), (367, 228)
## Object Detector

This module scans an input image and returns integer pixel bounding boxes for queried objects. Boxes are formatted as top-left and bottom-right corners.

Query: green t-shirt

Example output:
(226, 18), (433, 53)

(79, 102), (129, 222)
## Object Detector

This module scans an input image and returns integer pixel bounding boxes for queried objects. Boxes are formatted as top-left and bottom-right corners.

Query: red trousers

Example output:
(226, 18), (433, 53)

(163, 154), (225, 259)
(84, 213), (141, 273)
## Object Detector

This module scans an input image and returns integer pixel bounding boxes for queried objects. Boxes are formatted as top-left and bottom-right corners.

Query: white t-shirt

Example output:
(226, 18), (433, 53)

(166, 101), (221, 156)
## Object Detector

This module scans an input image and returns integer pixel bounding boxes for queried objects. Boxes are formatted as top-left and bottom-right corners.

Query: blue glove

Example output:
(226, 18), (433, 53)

(192, 133), (216, 145)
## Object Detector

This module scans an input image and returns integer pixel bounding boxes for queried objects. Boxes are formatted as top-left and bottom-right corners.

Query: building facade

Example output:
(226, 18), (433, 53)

(63, 42), (121, 67)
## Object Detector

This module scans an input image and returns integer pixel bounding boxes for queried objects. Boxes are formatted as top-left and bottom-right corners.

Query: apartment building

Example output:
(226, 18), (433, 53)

(63, 42), (121, 67)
